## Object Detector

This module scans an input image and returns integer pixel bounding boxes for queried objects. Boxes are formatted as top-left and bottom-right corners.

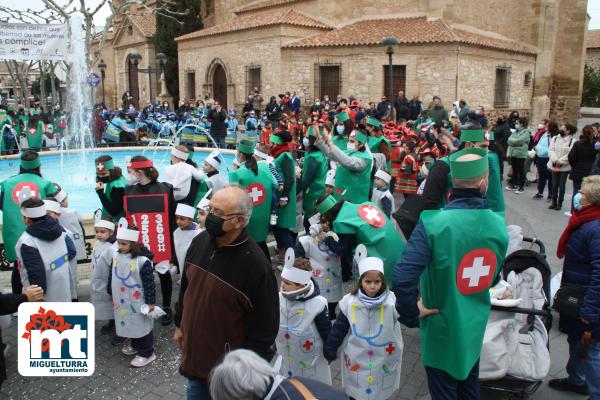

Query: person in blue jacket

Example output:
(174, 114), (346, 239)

(209, 349), (349, 400)
(550, 175), (600, 399)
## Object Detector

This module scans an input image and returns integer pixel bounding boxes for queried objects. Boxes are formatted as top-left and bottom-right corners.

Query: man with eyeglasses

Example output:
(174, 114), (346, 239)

(173, 185), (279, 400)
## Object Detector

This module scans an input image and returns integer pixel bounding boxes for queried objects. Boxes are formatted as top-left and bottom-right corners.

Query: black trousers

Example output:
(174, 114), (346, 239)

(157, 272), (172, 308)
(131, 330), (154, 358)
(257, 241), (271, 264)
(11, 262), (22, 294)
(551, 171), (569, 207)
(425, 362), (480, 400)
(510, 157), (526, 189)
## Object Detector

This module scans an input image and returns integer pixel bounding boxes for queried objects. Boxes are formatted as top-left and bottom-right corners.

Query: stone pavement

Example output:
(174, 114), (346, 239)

(0, 175), (589, 400)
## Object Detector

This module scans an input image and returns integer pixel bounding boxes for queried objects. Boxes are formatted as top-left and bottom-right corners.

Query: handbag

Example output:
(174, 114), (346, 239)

(289, 378), (317, 400)
(553, 283), (586, 318)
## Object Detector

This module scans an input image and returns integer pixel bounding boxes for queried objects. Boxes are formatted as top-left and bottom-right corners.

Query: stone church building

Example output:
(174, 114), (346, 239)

(174, 0), (589, 123)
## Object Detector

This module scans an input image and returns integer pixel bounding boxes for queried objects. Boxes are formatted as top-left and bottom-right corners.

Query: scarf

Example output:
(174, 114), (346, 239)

(270, 143), (290, 159)
(357, 288), (388, 307)
(281, 280), (314, 301)
(557, 204), (600, 258)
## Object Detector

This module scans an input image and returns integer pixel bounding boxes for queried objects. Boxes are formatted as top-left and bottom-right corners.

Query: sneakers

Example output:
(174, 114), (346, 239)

(121, 345), (137, 356)
(505, 186), (516, 191)
(270, 214), (278, 226)
(161, 307), (173, 326)
(548, 378), (589, 395)
(130, 353), (156, 368)
(515, 188), (524, 194)
(564, 211), (572, 217)
(532, 193), (543, 199)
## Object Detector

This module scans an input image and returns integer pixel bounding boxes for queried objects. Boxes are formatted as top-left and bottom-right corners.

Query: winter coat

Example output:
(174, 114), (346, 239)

(568, 140), (597, 181)
(427, 105), (449, 124)
(548, 134), (574, 172)
(507, 127), (531, 159)
(559, 217), (600, 341)
(208, 109), (227, 137)
(264, 376), (349, 400)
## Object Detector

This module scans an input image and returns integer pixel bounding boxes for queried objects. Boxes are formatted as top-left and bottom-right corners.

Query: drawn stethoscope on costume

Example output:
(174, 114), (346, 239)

(350, 303), (393, 348)
(113, 262), (142, 289)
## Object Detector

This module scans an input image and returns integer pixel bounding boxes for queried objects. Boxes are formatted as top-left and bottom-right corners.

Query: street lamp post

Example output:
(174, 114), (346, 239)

(98, 59), (107, 106)
(131, 52), (167, 105)
(382, 37), (398, 121)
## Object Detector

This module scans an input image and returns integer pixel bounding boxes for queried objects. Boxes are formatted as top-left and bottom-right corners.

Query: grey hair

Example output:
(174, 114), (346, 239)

(225, 184), (253, 227)
(209, 349), (275, 400)
(582, 175), (600, 206)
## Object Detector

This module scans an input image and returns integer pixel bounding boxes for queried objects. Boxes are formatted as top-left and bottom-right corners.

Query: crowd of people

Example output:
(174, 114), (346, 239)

(0, 89), (599, 400)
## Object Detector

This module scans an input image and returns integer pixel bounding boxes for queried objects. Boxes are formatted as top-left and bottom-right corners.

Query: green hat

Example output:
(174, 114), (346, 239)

(270, 134), (283, 145)
(307, 125), (316, 137)
(460, 129), (486, 143)
(96, 157), (114, 171)
(352, 130), (368, 145)
(31, 110), (40, 116)
(449, 148), (489, 179)
(238, 139), (256, 155)
(336, 112), (349, 124)
(20, 151), (41, 170)
(366, 117), (381, 127)
(8, 105), (15, 112)
(316, 195), (337, 215)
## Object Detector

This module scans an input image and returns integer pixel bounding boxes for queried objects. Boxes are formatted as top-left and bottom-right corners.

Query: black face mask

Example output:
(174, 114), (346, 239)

(204, 212), (227, 238)
(96, 175), (110, 183)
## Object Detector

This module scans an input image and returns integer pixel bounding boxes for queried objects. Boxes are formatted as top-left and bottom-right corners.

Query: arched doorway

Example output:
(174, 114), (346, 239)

(127, 55), (140, 107)
(212, 64), (227, 108)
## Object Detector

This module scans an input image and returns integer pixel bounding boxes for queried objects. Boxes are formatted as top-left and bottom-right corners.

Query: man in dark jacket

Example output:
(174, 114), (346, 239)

(408, 95), (423, 121)
(174, 186), (279, 400)
(208, 103), (227, 148)
(289, 91), (301, 115)
(394, 90), (410, 122)
(377, 96), (391, 120)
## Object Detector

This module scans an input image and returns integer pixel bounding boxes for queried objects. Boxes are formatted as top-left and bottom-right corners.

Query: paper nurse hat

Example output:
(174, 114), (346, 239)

(350, 130), (368, 144)
(460, 129), (486, 143)
(316, 195), (337, 215)
(449, 148), (489, 179)
(196, 189), (213, 212)
(366, 117), (382, 128)
(238, 139), (255, 155)
(116, 218), (139, 242)
(20, 151), (41, 170)
(205, 151), (221, 170)
(43, 199), (62, 214)
(94, 210), (115, 230)
(325, 169), (336, 186)
(374, 169), (392, 184)
(354, 244), (384, 276)
(21, 202), (46, 218)
(171, 147), (190, 161)
(176, 203), (196, 219)
(280, 248), (312, 285)
(336, 112), (349, 124)
(270, 134), (283, 145)
(53, 189), (67, 203)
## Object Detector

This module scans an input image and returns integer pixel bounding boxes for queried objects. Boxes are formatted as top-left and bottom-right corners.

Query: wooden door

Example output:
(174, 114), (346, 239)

(213, 64), (227, 108)
(128, 58), (140, 107)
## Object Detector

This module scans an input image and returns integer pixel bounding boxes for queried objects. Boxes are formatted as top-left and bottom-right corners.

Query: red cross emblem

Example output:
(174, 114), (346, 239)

(484, 130), (491, 141)
(457, 248), (497, 295)
(385, 343), (395, 355)
(12, 182), (40, 205)
(302, 339), (313, 352)
(96, 162), (105, 172)
(246, 183), (266, 206)
(357, 205), (385, 228)
(132, 290), (141, 300)
(28, 128), (36, 136)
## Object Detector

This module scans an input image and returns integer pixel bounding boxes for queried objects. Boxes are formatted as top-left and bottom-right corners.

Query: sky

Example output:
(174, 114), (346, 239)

(1, 0), (600, 29)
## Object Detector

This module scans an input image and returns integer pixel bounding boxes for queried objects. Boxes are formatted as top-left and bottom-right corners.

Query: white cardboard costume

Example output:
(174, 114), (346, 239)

(298, 235), (342, 303)
(337, 245), (403, 400)
(91, 240), (117, 320)
(173, 225), (199, 269)
(16, 231), (72, 302)
(164, 162), (205, 201)
(370, 189), (395, 215)
(275, 249), (332, 384)
(59, 207), (87, 260)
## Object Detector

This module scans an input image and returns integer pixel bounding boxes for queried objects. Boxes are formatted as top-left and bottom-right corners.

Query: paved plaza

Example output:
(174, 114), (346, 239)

(0, 177), (588, 400)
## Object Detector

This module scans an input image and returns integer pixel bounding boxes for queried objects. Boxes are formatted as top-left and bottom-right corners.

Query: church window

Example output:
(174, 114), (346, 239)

(186, 71), (196, 100)
(245, 65), (261, 96)
(494, 66), (511, 108)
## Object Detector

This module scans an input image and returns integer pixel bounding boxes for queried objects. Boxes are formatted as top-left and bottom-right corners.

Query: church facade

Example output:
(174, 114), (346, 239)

(175, 0), (589, 123)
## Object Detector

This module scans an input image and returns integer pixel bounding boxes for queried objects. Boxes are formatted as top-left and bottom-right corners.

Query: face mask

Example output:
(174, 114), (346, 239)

(302, 138), (310, 147)
(595, 141), (600, 151)
(126, 173), (138, 185)
(538, 124), (545, 130)
(573, 192), (583, 210)
(346, 142), (357, 152)
(336, 125), (345, 134)
(515, 124), (521, 129)
(315, 102), (320, 106)
(97, 175), (110, 184)
(204, 212), (227, 237)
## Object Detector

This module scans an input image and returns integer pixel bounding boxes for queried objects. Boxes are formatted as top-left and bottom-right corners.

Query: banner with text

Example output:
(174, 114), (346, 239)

(0, 23), (69, 61)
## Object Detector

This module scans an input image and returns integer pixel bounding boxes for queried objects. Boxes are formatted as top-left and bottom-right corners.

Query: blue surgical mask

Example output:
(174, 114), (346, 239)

(573, 192), (583, 210)
(336, 125), (345, 135)
(302, 137), (310, 147)
(346, 142), (356, 152)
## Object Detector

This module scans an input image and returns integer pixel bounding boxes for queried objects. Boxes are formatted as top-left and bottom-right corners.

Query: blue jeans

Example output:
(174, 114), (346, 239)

(213, 135), (226, 148)
(567, 336), (600, 399)
(535, 156), (552, 197)
(187, 378), (211, 400)
(272, 226), (297, 250)
(425, 361), (480, 400)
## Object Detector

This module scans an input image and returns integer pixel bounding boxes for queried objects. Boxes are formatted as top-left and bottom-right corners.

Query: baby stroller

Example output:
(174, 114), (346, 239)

(479, 236), (553, 399)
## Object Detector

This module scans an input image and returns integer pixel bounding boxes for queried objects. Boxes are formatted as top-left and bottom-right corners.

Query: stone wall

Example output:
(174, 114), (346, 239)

(587, 48), (600, 72)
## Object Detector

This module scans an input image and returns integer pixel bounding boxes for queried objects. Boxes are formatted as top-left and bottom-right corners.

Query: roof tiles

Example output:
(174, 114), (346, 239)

(586, 29), (600, 49)
(129, 14), (156, 38)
